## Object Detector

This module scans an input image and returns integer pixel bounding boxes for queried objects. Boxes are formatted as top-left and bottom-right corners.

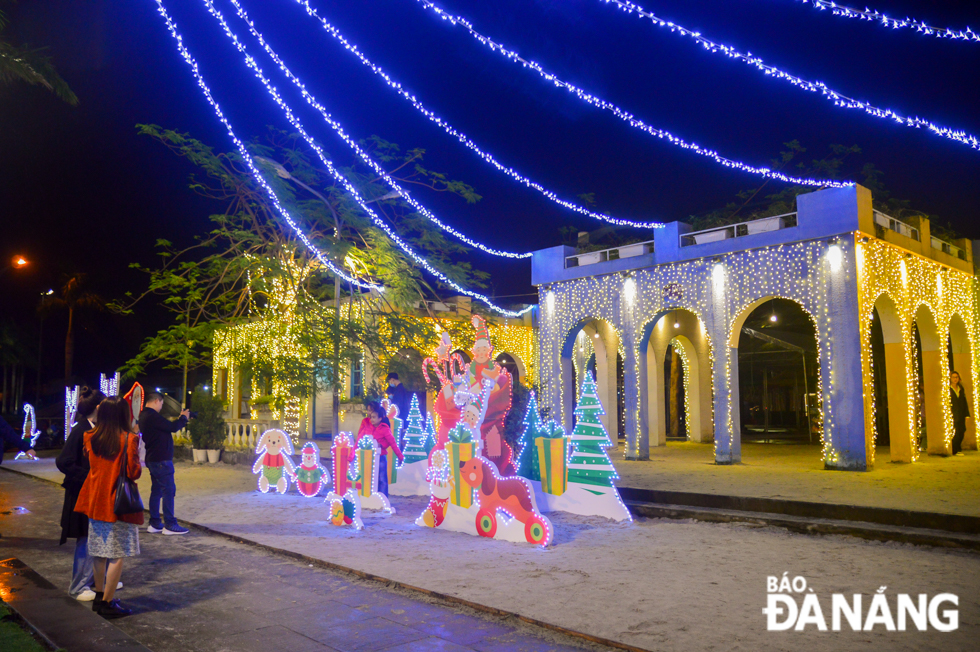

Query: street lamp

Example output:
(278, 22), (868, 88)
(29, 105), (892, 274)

(0, 254), (30, 277)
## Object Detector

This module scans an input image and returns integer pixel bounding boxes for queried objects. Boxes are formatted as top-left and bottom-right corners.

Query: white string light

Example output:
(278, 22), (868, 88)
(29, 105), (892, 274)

(222, 0), (533, 257)
(285, 0), (663, 229)
(596, 0), (980, 151)
(409, 0), (847, 187)
(152, 1), (381, 292)
(797, 0), (980, 43)
(155, 0), (531, 317)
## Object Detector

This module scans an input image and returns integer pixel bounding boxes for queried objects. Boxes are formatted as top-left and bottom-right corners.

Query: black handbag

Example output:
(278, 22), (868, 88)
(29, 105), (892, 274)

(113, 433), (144, 516)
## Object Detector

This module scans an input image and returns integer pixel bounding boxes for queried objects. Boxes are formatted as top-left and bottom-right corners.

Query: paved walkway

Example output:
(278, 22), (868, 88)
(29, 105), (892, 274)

(0, 470), (603, 652)
(613, 442), (980, 516)
(4, 457), (979, 651)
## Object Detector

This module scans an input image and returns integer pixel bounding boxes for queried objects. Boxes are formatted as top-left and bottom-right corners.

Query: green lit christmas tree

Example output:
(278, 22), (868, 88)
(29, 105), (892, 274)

(516, 391), (548, 481)
(424, 413), (437, 455)
(567, 372), (618, 488)
(402, 394), (428, 464)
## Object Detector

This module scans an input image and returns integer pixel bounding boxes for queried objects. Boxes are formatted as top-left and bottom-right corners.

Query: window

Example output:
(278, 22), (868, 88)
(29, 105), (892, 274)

(351, 357), (364, 399)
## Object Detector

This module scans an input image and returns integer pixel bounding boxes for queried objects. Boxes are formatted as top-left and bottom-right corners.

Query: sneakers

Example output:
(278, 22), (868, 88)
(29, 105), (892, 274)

(96, 598), (133, 619)
(147, 524), (164, 533)
(75, 588), (97, 602)
(163, 524), (189, 535)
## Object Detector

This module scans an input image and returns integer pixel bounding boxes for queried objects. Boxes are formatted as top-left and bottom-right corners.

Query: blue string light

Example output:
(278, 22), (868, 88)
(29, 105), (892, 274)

(408, 0), (847, 188)
(150, 1), (379, 292)
(797, 0), (980, 43)
(595, 0), (980, 150)
(285, 0), (663, 230)
(153, 0), (531, 317)
(220, 0), (534, 257)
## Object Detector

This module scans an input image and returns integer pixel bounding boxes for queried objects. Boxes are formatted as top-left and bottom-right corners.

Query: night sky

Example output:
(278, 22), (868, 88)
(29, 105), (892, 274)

(3, 0), (979, 391)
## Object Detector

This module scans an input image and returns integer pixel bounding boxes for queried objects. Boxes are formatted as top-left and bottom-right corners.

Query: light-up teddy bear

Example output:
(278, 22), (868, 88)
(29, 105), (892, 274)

(295, 442), (330, 498)
(252, 429), (297, 494)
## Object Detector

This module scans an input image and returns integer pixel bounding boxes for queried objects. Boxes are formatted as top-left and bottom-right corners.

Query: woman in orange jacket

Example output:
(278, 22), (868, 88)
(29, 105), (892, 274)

(74, 396), (142, 619)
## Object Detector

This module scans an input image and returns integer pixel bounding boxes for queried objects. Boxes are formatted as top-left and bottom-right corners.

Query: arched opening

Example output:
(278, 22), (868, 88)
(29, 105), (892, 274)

(452, 349), (472, 365)
(732, 298), (819, 458)
(948, 313), (974, 453)
(913, 305), (949, 455)
(639, 309), (713, 453)
(495, 352), (520, 384)
(870, 293), (912, 462)
(560, 320), (622, 440)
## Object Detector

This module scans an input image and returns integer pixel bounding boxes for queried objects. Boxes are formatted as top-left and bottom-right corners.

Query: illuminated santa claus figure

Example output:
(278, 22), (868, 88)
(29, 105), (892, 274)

(433, 315), (515, 475)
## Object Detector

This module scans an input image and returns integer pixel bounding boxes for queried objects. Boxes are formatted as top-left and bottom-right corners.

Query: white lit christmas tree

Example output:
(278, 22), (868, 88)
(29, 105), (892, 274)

(567, 372), (618, 488)
(402, 394), (429, 464)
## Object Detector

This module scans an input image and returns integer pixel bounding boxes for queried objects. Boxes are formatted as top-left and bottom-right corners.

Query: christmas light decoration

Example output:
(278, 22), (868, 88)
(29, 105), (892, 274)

(354, 434), (395, 514)
(538, 240), (846, 466)
(567, 372), (619, 486)
(515, 391), (545, 481)
(596, 0), (980, 151)
(295, 442), (330, 497)
(64, 385), (79, 437)
(796, 0), (980, 43)
(252, 429), (297, 493)
(408, 0), (849, 185)
(284, 0), (663, 229)
(855, 238), (976, 465)
(152, 0), (380, 291)
(462, 456), (554, 546)
(325, 432), (363, 529)
(13, 404), (40, 460)
(221, 0), (553, 251)
(99, 372), (120, 397)
(401, 394), (429, 463)
(182, 0), (532, 316)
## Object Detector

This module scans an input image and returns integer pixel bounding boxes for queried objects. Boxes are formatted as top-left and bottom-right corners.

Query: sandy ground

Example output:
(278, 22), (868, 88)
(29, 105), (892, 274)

(5, 456), (979, 652)
(613, 442), (980, 516)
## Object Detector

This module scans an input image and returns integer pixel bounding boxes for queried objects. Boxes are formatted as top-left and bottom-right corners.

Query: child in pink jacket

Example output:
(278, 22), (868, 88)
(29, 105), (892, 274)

(357, 401), (404, 496)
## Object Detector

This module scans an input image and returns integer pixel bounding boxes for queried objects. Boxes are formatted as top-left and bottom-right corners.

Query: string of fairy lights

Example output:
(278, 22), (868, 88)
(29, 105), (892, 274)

(408, 0), (847, 187)
(589, 0), (980, 151)
(797, 0), (980, 43)
(217, 0), (537, 257)
(151, 0), (379, 293)
(284, 0), (662, 229)
(154, 0), (531, 317)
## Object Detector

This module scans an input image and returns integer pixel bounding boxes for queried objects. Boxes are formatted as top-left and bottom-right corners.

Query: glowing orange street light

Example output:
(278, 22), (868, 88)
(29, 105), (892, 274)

(13, 255), (29, 268)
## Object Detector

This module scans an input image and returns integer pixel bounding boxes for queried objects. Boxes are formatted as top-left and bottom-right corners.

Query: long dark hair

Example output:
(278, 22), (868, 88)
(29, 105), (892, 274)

(89, 397), (133, 460)
(75, 386), (106, 423)
(365, 401), (391, 427)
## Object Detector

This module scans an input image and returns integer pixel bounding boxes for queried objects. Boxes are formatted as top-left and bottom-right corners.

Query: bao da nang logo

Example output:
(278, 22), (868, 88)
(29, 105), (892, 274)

(764, 574), (958, 632)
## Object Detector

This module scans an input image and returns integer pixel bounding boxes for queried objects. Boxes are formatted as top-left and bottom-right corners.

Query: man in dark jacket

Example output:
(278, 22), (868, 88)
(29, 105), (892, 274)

(950, 371), (970, 456)
(139, 393), (190, 535)
(1, 414), (36, 464)
(385, 372), (410, 448)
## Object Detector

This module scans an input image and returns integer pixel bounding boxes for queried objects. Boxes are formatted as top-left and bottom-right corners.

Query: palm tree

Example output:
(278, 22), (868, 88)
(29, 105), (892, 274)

(0, 6), (78, 105)
(40, 274), (104, 384)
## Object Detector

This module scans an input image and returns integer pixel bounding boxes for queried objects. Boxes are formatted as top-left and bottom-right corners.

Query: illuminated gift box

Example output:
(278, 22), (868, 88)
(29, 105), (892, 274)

(535, 423), (568, 496)
(356, 436), (377, 499)
(386, 448), (398, 485)
(445, 425), (475, 508)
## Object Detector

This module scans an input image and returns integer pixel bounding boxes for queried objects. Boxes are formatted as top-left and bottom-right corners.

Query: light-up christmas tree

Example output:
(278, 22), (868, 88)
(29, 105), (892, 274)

(402, 394), (429, 464)
(516, 391), (547, 481)
(424, 413), (437, 455)
(567, 372), (618, 488)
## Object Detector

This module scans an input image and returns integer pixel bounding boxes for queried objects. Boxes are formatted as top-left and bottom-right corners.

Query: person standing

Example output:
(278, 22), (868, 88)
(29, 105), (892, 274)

(73, 397), (142, 619)
(385, 372), (410, 447)
(138, 393), (190, 535)
(56, 386), (112, 601)
(358, 401), (403, 496)
(949, 371), (970, 456)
